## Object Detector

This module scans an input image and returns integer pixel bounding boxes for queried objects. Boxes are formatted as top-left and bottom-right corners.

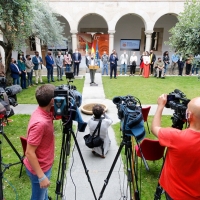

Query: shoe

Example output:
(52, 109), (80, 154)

(40, 82), (44, 84)
(125, 74), (127, 76)
(28, 85), (31, 88)
(110, 77), (112, 79)
(60, 79), (63, 81)
(120, 74), (122, 75)
(100, 155), (105, 158)
(90, 82), (93, 84)
(161, 77), (165, 79)
(51, 80), (55, 82)
(114, 77), (117, 79)
(31, 84), (35, 86)
(35, 83), (38, 85)
(92, 150), (96, 155)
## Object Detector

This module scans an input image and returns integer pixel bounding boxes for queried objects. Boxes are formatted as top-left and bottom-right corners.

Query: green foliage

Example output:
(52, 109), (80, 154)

(168, 0), (200, 56)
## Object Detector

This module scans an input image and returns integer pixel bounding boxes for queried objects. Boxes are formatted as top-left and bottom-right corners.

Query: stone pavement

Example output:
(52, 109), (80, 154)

(12, 73), (174, 200)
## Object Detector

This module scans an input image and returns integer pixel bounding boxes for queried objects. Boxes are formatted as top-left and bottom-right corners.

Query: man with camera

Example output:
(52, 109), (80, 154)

(151, 94), (200, 200)
(24, 84), (55, 200)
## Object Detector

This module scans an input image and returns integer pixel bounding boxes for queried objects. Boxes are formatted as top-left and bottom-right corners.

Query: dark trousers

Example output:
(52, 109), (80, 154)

(74, 62), (80, 76)
(185, 64), (192, 75)
(178, 61), (184, 75)
(150, 63), (154, 74)
(21, 71), (26, 89)
(47, 67), (54, 82)
(27, 70), (33, 86)
(130, 65), (136, 74)
(110, 64), (117, 78)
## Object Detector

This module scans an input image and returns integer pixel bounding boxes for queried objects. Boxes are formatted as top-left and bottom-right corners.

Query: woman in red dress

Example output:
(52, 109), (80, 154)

(139, 52), (145, 75)
(143, 51), (150, 78)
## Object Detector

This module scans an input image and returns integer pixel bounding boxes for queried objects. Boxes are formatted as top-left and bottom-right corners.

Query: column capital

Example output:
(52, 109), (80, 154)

(70, 30), (78, 35)
(145, 30), (153, 36)
(108, 30), (116, 35)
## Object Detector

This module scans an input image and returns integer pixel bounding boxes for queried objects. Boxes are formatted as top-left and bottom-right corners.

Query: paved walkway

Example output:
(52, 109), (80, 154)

(12, 73), (174, 200)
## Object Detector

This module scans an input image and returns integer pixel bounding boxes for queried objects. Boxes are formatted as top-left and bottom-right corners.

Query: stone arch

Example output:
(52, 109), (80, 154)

(108, 10), (150, 31)
(77, 12), (108, 32)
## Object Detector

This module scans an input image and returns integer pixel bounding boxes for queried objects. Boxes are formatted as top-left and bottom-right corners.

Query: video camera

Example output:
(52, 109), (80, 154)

(54, 72), (87, 132)
(113, 95), (145, 142)
(0, 85), (22, 117)
(166, 89), (190, 129)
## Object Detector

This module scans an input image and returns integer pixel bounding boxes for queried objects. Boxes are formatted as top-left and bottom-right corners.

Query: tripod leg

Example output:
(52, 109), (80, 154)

(71, 130), (97, 200)
(98, 140), (125, 200)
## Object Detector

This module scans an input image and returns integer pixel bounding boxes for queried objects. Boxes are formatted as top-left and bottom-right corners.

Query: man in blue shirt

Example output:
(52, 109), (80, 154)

(171, 51), (180, 75)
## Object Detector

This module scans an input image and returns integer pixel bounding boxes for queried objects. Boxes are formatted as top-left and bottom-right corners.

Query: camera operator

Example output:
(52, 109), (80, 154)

(24, 84), (55, 200)
(151, 94), (200, 200)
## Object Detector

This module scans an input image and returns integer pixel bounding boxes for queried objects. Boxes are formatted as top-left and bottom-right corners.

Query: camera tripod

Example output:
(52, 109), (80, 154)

(98, 134), (147, 200)
(0, 114), (23, 200)
(55, 117), (97, 200)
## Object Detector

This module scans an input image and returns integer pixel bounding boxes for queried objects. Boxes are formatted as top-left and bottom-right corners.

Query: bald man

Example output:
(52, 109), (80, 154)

(151, 95), (200, 200)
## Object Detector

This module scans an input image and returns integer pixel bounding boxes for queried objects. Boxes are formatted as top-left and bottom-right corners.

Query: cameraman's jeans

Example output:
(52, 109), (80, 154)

(102, 63), (108, 75)
(120, 63), (127, 74)
(47, 67), (54, 82)
(27, 70), (33, 86)
(192, 64), (199, 75)
(65, 64), (71, 72)
(26, 167), (52, 200)
(13, 77), (20, 85)
(57, 66), (63, 80)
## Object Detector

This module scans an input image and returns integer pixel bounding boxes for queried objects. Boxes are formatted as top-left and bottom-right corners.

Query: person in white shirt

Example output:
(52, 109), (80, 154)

(120, 51), (129, 75)
(129, 52), (137, 76)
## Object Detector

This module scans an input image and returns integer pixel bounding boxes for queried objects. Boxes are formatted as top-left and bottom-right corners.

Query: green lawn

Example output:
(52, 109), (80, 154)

(102, 76), (199, 104)
(16, 76), (85, 104)
(2, 115), (68, 200)
(113, 115), (173, 200)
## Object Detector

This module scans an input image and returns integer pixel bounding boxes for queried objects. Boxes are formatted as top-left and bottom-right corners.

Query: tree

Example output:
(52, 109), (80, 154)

(168, 0), (200, 56)
(0, 0), (65, 85)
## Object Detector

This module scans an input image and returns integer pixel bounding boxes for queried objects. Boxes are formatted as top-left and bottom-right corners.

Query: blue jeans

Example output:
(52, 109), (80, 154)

(65, 64), (70, 72)
(102, 63), (108, 75)
(21, 71), (27, 89)
(120, 63), (127, 74)
(164, 63), (169, 74)
(192, 64), (199, 75)
(27, 70), (33, 86)
(26, 167), (52, 200)
(13, 77), (19, 85)
(47, 67), (54, 82)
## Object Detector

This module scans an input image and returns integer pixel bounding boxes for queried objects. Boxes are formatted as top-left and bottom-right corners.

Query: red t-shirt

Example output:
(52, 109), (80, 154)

(24, 106), (55, 174)
(158, 128), (200, 200)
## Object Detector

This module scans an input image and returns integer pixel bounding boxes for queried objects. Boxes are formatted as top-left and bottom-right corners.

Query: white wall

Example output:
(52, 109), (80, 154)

(114, 14), (145, 65)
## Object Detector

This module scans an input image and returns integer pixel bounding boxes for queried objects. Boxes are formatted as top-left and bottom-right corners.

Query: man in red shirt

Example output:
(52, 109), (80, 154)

(151, 94), (200, 200)
(24, 84), (55, 200)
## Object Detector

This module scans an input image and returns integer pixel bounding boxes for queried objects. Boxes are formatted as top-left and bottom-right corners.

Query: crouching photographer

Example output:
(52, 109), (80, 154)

(151, 94), (200, 200)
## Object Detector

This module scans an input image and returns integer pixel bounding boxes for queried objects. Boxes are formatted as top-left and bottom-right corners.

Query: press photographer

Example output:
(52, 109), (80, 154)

(151, 93), (200, 200)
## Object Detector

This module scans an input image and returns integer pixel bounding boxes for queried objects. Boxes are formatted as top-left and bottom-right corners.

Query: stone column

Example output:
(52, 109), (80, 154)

(70, 30), (78, 52)
(145, 31), (153, 52)
(0, 31), (5, 65)
(108, 30), (115, 55)
(35, 37), (42, 55)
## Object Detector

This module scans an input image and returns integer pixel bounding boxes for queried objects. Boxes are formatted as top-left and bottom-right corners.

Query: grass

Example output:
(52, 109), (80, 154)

(112, 115), (173, 200)
(16, 76), (85, 104)
(1, 114), (72, 200)
(102, 76), (200, 104)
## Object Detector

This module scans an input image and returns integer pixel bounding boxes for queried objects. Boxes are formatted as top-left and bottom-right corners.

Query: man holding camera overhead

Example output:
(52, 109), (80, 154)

(151, 94), (200, 200)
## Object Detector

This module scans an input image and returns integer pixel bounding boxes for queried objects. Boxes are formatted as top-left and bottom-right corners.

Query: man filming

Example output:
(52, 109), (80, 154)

(24, 84), (55, 200)
(151, 94), (200, 200)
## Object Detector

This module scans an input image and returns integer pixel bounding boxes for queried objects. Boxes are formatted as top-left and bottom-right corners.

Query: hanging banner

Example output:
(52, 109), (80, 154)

(77, 33), (109, 57)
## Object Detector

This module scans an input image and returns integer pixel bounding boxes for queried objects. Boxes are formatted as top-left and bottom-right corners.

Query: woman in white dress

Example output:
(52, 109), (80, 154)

(88, 104), (113, 158)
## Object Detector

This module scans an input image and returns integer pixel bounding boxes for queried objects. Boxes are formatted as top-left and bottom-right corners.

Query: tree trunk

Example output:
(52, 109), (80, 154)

(5, 44), (13, 86)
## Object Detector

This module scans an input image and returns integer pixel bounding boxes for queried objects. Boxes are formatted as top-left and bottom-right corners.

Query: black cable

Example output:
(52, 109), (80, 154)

(69, 129), (78, 200)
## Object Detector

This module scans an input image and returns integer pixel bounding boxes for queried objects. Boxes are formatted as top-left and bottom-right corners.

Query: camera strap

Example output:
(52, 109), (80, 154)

(92, 120), (102, 137)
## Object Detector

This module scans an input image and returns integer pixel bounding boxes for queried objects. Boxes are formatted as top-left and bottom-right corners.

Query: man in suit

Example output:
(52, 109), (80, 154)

(45, 51), (55, 83)
(72, 49), (81, 76)
(10, 58), (21, 85)
(109, 50), (118, 79)
(32, 51), (43, 85)
(120, 50), (128, 75)
(150, 50), (156, 75)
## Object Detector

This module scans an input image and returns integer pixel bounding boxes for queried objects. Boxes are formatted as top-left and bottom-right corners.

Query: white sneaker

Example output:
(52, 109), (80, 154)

(192, 74), (194, 76)
(125, 74), (127, 76)
(120, 74), (122, 75)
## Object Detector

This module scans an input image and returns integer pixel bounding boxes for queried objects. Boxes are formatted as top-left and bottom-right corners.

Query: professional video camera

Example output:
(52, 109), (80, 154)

(166, 89), (190, 130)
(0, 85), (22, 117)
(113, 95), (145, 141)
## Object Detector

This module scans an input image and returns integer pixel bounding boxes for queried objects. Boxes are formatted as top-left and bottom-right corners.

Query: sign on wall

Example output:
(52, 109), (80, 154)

(120, 39), (141, 51)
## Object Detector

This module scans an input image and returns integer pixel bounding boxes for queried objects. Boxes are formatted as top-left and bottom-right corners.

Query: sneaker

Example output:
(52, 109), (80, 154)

(125, 74), (127, 76)
(192, 74), (194, 76)
(120, 74), (122, 75)
(28, 85), (31, 88)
